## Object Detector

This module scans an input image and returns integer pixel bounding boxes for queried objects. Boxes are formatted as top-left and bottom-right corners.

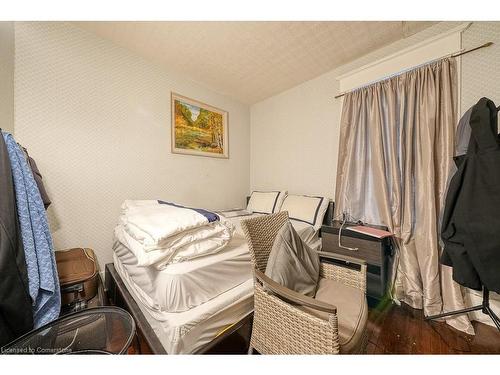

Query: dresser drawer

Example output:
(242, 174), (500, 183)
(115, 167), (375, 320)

(321, 231), (384, 266)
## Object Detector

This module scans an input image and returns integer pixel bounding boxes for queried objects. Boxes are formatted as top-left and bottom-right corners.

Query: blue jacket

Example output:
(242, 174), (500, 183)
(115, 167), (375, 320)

(2, 132), (60, 328)
(0, 131), (33, 345)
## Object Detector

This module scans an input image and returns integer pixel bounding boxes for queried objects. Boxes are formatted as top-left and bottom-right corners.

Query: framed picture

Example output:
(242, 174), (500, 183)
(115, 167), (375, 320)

(171, 92), (229, 158)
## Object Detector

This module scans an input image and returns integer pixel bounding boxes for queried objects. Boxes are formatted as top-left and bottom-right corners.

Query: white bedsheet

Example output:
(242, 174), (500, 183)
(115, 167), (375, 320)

(113, 234), (252, 312)
(114, 253), (254, 354)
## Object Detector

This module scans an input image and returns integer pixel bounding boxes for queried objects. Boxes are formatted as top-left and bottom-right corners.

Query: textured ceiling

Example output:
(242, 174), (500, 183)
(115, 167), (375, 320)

(74, 21), (436, 104)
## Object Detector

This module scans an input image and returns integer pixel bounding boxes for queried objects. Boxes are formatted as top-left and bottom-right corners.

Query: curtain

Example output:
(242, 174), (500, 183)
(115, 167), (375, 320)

(334, 58), (474, 334)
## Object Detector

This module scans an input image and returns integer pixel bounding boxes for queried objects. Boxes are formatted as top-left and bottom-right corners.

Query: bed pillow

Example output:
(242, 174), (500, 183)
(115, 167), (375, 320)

(280, 194), (330, 230)
(247, 190), (287, 214)
(265, 221), (320, 297)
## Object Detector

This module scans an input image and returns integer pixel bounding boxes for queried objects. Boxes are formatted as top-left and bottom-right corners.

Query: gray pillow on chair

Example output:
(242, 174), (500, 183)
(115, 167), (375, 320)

(265, 221), (320, 297)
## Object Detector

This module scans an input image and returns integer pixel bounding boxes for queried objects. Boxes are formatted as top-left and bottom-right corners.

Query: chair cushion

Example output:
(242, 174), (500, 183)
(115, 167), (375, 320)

(265, 221), (320, 297)
(300, 278), (368, 353)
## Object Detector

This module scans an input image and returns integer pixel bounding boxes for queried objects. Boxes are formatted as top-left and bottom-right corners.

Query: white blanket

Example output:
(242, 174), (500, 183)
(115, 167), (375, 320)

(117, 201), (234, 268)
(115, 225), (232, 269)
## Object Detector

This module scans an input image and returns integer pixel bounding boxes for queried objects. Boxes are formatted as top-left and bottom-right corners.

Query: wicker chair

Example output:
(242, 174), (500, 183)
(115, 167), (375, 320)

(241, 211), (368, 354)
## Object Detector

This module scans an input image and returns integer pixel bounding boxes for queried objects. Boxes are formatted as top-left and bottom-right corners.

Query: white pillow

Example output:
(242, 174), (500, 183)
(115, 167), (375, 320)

(247, 191), (287, 214)
(280, 194), (330, 230)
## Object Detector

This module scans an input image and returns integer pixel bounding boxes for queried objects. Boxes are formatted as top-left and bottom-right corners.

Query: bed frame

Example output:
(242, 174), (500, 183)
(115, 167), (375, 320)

(324, 200), (335, 226)
(104, 263), (253, 354)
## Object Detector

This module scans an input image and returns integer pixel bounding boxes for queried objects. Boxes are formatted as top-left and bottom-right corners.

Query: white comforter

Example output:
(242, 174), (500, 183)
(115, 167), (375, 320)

(117, 200), (234, 269)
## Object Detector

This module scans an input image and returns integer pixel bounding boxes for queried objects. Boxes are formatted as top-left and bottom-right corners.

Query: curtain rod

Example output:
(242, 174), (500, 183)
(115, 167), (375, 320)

(334, 41), (494, 99)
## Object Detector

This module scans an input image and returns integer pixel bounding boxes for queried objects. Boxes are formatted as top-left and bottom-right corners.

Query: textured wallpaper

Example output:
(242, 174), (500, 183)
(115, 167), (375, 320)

(0, 22), (14, 134)
(14, 22), (250, 266)
(461, 22), (500, 112)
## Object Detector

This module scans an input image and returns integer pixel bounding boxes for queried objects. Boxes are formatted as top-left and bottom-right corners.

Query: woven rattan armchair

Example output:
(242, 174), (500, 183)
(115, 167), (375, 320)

(241, 211), (368, 354)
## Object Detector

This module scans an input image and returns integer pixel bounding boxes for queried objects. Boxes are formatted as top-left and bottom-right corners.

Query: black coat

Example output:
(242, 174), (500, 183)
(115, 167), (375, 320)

(441, 97), (500, 293)
(0, 131), (34, 346)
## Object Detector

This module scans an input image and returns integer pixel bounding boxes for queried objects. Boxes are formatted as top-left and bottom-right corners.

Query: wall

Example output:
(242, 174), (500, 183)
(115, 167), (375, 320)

(14, 22), (251, 266)
(250, 70), (341, 197)
(461, 22), (500, 111)
(250, 22), (465, 197)
(0, 22), (14, 134)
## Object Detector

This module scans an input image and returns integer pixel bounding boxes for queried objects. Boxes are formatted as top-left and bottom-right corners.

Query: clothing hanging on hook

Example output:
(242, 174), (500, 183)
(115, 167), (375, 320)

(0, 129), (34, 346)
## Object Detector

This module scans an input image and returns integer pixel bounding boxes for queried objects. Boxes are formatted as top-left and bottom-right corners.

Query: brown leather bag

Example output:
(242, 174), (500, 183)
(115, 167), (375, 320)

(55, 248), (99, 307)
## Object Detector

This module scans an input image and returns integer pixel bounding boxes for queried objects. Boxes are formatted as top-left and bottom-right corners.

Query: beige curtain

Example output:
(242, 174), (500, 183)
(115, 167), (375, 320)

(334, 58), (474, 334)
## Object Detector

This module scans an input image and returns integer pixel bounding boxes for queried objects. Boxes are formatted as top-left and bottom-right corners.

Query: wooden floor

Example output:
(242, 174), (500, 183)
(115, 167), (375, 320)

(366, 300), (500, 354)
(125, 301), (500, 354)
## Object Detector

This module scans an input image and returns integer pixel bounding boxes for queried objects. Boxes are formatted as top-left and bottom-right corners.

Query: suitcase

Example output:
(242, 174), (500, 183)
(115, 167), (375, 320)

(55, 248), (100, 310)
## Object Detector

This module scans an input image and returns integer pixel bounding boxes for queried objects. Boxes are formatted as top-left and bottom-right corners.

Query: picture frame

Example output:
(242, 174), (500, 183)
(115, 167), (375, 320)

(171, 92), (229, 158)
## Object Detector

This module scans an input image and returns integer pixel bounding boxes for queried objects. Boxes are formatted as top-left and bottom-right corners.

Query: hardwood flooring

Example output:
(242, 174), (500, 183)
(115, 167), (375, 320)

(122, 299), (500, 354)
(366, 300), (500, 354)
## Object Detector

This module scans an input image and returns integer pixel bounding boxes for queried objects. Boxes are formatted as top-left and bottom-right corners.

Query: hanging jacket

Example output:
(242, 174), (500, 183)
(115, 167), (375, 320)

(21, 146), (51, 209)
(2, 131), (61, 329)
(0, 131), (34, 346)
(441, 97), (500, 293)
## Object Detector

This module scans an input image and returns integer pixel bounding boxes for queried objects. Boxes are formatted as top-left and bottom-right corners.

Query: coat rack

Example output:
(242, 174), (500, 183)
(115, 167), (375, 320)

(425, 287), (500, 331)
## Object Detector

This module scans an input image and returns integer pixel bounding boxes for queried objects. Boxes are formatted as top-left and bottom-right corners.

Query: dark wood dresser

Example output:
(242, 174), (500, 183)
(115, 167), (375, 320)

(320, 221), (394, 305)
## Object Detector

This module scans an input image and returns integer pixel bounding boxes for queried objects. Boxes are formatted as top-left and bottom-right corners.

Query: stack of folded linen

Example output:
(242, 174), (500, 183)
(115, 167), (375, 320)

(116, 200), (235, 269)
(112, 199), (254, 353)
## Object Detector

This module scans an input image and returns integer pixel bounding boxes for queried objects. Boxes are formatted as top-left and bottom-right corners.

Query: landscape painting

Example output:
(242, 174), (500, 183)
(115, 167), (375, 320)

(171, 93), (228, 158)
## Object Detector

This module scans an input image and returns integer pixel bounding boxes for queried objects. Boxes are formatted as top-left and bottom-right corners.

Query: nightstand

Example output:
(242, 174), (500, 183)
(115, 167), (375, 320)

(320, 221), (394, 305)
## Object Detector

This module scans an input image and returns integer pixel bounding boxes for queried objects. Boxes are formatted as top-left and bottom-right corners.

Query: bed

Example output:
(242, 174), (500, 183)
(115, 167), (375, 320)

(105, 201), (334, 354)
